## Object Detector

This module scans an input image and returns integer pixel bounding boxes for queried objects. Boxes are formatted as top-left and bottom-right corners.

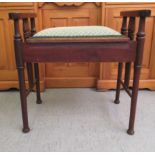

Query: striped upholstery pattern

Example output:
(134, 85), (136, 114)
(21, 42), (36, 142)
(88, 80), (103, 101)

(33, 26), (122, 38)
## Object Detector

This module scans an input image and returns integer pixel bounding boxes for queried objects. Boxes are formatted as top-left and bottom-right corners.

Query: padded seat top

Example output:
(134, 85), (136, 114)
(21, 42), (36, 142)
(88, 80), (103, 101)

(33, 26), (122, 38)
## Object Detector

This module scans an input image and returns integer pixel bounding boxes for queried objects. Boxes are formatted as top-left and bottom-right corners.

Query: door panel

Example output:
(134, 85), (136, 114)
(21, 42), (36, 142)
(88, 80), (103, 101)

(104, 7), (155, 80)
(0, 12), (18, 81)
(40, 3), (101, 87)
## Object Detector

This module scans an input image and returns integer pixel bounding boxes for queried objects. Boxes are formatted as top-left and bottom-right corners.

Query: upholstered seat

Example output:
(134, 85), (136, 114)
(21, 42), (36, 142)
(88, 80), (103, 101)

(33, 26), (122, 38)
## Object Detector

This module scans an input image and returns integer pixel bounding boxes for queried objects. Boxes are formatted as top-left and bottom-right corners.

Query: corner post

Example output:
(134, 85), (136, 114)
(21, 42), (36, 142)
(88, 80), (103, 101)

(14, 18), (30, 133)
(127, 16), (146, 135)
(114, 16), (127, 104)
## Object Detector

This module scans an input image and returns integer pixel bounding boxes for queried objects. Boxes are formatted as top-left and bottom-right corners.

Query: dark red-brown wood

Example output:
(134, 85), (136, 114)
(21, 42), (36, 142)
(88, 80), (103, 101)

(9, 13), (37, 20)
(22, 42), (136, 63)
(120, 10), (151, 17)
(9, 10), (151, 135)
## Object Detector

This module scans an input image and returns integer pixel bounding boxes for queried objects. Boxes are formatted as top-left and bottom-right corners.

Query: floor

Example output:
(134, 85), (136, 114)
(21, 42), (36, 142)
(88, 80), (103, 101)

(0, 88), (155, 152)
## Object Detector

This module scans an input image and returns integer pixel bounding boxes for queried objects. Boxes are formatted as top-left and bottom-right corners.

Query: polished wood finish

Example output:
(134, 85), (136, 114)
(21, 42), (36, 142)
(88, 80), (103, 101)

(121, 9), (150, 135)
(9, 10), (150, 135)
(27, 36), (129, 43)
(12, 16), (30, 133)
(128, 15), (147, 135)
(124, 17), (135, 88)
(34, 63), (42, 104)
(114, 63), (123, 104)
(114, 16), (127, 104)
(23, 41), (135, 62)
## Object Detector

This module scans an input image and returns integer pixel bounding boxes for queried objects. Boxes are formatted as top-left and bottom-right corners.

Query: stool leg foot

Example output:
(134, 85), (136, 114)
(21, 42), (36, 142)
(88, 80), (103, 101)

(22, 127), (30, 133)
(114, 99), (120, 104)
(127, 128), (135, 135)
(36, 99), (42, 104)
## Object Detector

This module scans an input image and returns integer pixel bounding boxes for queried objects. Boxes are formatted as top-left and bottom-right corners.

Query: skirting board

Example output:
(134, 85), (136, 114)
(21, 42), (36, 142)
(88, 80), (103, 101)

(97, 79), (155, 91)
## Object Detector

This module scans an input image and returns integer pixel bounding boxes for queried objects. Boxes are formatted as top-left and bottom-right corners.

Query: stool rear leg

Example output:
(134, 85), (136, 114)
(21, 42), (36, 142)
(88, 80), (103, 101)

(114, 62), (123, 104)
(124, 62), (131, 88)
(34, 63), (42, 104)
(114, 16), (127, 104)
(26, 63), (34, 89)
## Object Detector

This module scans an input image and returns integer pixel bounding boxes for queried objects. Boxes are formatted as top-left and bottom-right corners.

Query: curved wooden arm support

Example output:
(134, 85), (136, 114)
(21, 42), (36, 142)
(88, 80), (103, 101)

(120, 10), (151, 17)
(9, 13), (36, 20)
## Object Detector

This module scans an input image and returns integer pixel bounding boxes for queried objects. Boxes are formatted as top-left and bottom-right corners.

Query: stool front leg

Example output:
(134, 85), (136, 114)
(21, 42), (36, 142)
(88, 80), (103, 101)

(127, 64), (141, 135)
(127, 16), (146, 135)
(17, 66), (30, 133)
(10, 17), (30, 133)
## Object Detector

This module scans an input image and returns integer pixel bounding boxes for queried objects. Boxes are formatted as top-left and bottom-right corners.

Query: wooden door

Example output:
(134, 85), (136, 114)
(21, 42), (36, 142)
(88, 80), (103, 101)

(97, 4), (155, 90)
(0, 3), (39, 90)
(1, 2), (155, 90)
(0, 11), (18, 89)
(38, 2), (101, 88)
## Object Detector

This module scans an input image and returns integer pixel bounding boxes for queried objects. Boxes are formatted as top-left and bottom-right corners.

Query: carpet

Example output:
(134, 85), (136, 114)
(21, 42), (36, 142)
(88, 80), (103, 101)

(0, 88), (155, 151)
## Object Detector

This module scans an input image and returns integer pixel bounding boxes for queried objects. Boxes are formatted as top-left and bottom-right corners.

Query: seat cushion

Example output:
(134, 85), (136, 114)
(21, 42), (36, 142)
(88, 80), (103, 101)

(33, 26), (122, 38)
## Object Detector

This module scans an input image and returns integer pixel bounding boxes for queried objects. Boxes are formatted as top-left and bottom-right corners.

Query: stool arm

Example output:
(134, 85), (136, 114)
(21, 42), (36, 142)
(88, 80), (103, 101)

(9, 13), (36, 20)
(120, 10), (151, 17)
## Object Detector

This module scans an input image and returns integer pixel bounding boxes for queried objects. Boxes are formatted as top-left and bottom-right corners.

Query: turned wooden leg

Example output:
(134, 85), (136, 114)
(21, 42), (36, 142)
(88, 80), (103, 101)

(11, 17), (30, 133)
(127, 15), (147, 135)
(124, 62), (131, 88)
(34, 63), (42, 104)
(26, 62), (34, 89)
(17, 67), (30, 133)
(114, 63), (123, 104)
(127, 64), (141, 135)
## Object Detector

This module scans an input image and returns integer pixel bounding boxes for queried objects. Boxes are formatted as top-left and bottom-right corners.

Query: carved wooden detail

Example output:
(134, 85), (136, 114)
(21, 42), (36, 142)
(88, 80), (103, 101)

(38, 2), (101, 8)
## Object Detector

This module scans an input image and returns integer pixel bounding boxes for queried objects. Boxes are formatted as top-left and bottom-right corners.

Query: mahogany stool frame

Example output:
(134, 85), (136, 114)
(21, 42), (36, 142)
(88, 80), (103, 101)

(9, 10), (151, 135)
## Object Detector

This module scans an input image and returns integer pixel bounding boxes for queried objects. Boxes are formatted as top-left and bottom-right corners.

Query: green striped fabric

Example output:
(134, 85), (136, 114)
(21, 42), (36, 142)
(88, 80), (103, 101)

(33, 26), (122, 38)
